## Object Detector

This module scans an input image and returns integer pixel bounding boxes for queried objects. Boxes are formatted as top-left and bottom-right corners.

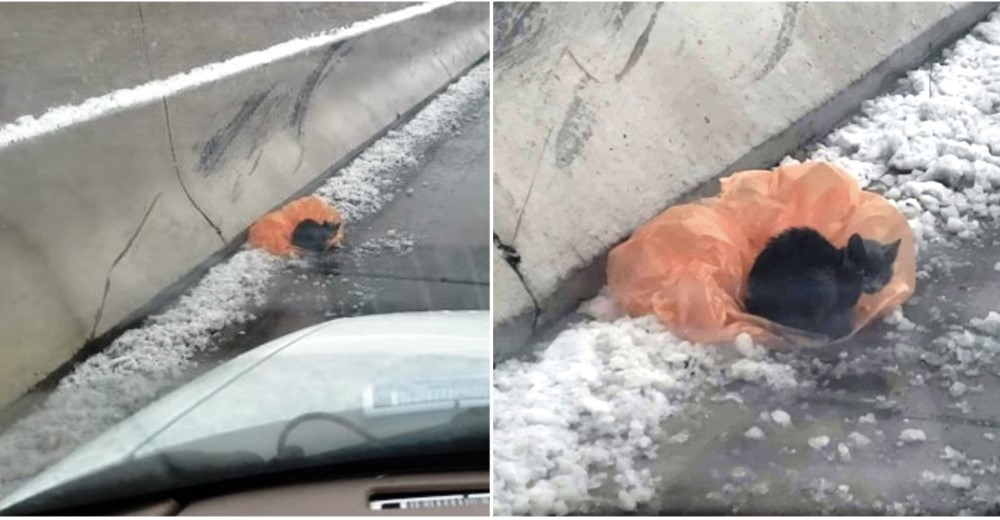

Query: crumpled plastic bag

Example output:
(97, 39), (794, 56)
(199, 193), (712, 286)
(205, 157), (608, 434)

(248, 195), (345, 256)
(607, 161), (916, 348)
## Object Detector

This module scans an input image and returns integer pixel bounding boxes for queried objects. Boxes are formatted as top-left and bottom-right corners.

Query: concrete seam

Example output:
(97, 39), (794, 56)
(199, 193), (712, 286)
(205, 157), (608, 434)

(512, 124), (555, 242)
(89, 192), (163, 340)
(160, 98), (227, 244)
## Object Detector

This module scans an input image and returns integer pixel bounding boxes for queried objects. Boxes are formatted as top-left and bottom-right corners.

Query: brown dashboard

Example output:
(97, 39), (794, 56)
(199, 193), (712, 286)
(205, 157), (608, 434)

(111, 471), (489, 516)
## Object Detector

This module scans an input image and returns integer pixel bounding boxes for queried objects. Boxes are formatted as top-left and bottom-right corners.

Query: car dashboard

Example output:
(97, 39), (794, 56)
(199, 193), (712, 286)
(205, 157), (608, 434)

(109, 471), (489, 516)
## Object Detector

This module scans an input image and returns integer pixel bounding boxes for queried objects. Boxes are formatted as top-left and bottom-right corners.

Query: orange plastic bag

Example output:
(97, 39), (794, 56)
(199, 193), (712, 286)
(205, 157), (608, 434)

(248, 195), (345, 256)
(607, 161), (916, 347)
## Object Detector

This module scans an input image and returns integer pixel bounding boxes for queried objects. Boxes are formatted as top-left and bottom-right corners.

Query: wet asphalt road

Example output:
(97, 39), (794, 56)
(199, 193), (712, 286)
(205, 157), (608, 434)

(645, 225), (1000, 515)
(539, 222), (1000, 515)
(203, 101), (490, 367)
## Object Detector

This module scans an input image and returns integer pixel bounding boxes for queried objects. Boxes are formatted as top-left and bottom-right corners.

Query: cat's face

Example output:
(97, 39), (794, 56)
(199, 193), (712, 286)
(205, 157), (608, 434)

(845, 234), (901, 294)
(292, 219), (341, 252)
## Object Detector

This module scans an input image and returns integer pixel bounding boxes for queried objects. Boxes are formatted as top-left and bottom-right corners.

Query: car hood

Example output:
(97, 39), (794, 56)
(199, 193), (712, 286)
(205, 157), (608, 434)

(0, 310), (488, 511)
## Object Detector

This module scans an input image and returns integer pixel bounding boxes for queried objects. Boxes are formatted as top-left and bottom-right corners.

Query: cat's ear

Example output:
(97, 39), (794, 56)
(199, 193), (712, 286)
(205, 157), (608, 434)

(846, 234), (866, 264)
(883, 239), (901, 264)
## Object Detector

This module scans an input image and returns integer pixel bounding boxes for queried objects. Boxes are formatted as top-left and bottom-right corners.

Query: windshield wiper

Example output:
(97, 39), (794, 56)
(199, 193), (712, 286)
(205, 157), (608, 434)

(275, 412), (380, 461)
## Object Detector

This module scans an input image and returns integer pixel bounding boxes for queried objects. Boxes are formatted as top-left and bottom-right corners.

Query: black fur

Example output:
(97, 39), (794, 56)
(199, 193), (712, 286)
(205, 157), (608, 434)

(744, 227), (900, 338)
(290, 219), (340, 253)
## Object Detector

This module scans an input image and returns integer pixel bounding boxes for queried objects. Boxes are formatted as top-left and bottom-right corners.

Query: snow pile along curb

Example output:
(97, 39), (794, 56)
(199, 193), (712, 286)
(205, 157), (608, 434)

(807, 10), (1000, 253)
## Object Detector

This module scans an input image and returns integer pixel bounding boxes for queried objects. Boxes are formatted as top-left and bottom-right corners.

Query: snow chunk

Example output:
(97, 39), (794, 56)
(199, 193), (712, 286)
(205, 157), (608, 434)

(729, 358), (798, 390)
(950, 474), (973, 490)
(808, 435), (831, 450)
(668, 431), (690, 444)
(744, 426), (766, 440)
(734, 332), (758, 358)
(837, 443), (852, 463)
(971, 311), (1000, 337)
(771, 410), (792, 427)
(578, 287), (626, 322)
(848, 432), (872, 448)
(884, 308), (917, 331)
(900, 429), (927, 443)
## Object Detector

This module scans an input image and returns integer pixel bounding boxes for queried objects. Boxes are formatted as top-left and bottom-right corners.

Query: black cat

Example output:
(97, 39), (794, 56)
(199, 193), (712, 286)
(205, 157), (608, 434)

(290, 219), (341, 254)
(744, 227), (901, 338)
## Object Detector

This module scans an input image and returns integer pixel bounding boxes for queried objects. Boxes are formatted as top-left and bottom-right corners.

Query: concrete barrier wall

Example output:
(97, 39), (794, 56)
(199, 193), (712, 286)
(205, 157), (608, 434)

(0, 3), (489, 407)
(493, 2), (997, 360)
(0, 3), (412, 122)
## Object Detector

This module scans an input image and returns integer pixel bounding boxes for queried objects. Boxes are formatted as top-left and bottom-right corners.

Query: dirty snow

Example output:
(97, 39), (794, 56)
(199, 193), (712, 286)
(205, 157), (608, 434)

(495, 8), (1000, 516)
(0, 63), (488, 499)
(492, 314), (804, 515)
(352, 231), (418, 258)
(950, 474), (973, 490)
(900, 429), (927, 443)
(770, 409), (792, 428)
(848, 431), (873, 448)
(837, 443), (852, 463)
(808, 435), (831, 450)
(0, 1), (455, 149)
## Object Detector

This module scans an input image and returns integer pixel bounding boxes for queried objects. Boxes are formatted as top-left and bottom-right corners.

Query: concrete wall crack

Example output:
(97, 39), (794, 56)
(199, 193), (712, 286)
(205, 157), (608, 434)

(512, 124), (555, 241)
(89, 192), (162, 339)
(161, 98), (227, 244)
(495, 233), (541, 322)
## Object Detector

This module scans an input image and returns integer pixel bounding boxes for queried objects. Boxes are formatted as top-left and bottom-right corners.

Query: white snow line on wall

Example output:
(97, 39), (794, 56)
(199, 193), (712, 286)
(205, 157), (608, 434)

(0, 0), (455, 149)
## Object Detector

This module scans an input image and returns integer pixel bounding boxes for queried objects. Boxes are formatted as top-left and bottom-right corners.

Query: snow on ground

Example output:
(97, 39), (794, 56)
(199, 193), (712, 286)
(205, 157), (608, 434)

(493, 10), (1000, 516)
(806, 10), (1000, 252)
(352, 231), (418, 258)
(0, 62), (488, 499)
(493, 309), (798, 515)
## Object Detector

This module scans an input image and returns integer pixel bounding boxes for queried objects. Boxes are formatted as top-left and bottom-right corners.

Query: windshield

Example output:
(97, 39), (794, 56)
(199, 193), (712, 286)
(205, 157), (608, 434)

(0, 1), (490, 513)
(1, 312), (489, 514)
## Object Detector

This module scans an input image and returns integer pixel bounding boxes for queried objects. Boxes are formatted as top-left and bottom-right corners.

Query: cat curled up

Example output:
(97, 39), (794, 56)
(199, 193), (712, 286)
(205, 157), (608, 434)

(745, 227), (901, 339)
